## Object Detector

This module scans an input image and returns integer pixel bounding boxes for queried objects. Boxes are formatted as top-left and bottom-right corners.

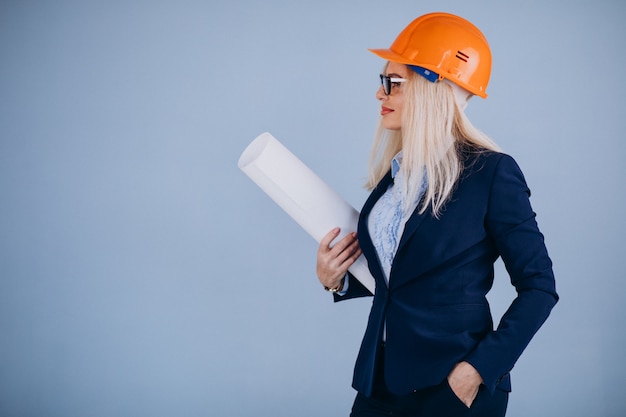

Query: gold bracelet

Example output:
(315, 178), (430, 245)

(324, 277), (345, 293)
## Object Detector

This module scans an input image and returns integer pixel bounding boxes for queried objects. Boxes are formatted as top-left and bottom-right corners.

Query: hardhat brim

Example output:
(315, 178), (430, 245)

(368, 47), (487, 98)
(368, 48), (416, 66)
(368, 47), (444, 80)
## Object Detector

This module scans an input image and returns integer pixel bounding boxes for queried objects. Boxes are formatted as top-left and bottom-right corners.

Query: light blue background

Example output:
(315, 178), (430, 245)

(1, 1), (624, 416)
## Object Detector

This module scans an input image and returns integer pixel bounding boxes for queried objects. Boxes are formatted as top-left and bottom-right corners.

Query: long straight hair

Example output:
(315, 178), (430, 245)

(366, 68), (501, 217)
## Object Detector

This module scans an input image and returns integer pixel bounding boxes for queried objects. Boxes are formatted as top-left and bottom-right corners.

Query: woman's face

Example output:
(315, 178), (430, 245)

(376, 61), (409, 131)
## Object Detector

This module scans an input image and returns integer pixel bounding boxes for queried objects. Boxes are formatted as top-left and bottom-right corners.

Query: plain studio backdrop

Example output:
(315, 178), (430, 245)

(1, 1), (624, 416)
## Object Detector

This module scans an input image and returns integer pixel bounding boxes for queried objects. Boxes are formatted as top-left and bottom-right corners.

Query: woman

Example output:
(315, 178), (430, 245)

(316, 12), (558, 417)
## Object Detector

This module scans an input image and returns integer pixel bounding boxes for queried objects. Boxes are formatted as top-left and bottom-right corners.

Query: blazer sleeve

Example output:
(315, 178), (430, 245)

(333, 272), (374, 302)
(464, 154), (558, 394)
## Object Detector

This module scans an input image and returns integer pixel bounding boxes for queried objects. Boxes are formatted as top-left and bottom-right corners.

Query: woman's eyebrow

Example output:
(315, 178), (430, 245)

(385, 72), (404, 78)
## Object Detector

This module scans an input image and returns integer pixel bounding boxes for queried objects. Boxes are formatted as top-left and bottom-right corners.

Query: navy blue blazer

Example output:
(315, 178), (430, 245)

(336, 149), (558, 397)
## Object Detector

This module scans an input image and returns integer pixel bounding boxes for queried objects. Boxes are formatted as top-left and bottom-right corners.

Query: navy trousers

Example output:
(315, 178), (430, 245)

(350, 345), (508, 417)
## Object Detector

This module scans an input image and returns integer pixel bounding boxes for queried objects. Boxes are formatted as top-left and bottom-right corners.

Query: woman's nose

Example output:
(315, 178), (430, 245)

(376, 85), (387, 100)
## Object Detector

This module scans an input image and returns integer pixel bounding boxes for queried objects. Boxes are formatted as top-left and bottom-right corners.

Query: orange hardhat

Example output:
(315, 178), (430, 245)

(369, 12), (492, 98)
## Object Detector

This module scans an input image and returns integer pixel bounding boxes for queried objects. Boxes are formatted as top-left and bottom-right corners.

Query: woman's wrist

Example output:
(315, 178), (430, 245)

(324, 276), (345, 293)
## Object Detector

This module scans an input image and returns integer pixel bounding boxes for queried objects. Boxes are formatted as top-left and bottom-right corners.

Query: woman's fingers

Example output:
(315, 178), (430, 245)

(317, 228), (361, 287)
(319, 227), (341, 254)
(333, 233), (361, 266)
(343, 242), (362, 267)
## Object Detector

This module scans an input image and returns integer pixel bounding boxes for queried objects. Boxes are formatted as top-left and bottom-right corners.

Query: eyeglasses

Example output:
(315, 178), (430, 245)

(379, 74), (407, 95)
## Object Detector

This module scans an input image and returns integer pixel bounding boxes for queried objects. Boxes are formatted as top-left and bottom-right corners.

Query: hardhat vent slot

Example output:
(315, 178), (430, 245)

(456, 51), (469, 62)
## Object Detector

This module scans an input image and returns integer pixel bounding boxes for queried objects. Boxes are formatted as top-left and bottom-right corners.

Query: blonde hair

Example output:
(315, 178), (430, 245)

(366, 68), (501, 217)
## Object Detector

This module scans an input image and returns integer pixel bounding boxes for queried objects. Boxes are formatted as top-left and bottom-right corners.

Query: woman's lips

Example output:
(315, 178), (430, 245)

(381, 106), (393, 115)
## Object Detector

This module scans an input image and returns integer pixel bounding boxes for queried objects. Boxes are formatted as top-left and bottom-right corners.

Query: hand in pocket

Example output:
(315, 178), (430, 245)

(447, 362), (483, 407)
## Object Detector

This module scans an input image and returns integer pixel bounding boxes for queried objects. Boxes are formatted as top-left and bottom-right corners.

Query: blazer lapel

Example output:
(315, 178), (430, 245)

(358, 172), (393, 284)
(361, 171), (393, 217)
(359, 172), (432, 287)
(396, 201), (430, 254)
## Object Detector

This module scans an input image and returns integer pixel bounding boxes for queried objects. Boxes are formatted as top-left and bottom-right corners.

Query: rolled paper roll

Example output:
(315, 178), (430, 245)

(238, 132), (375, 294)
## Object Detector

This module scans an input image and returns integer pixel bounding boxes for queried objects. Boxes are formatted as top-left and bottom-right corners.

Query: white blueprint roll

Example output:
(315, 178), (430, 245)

(238, 132), (375, 294)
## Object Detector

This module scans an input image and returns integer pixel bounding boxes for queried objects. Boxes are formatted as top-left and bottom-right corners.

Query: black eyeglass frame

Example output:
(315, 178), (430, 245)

(379, 74), (408, 95)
